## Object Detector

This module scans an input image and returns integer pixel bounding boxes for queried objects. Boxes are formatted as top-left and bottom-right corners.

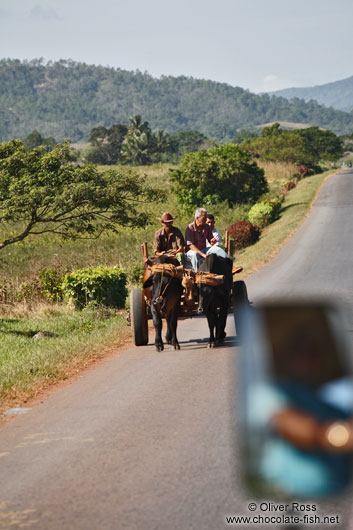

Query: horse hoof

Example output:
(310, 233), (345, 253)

(156, 344), (164, 352)
(208, 342), (215, 348)
(173, 344), (180, 350)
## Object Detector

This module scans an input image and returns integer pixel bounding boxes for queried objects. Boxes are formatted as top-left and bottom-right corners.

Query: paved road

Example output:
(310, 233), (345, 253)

(1, 169), (353, 529)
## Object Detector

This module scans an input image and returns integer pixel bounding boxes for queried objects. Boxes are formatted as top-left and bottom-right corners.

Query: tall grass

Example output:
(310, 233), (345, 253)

(258, 161), (298, 194)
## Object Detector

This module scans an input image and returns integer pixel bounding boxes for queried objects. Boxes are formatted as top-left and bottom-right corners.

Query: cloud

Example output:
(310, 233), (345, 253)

(262, 74), (293, 92)
(29, 5), (61, 21)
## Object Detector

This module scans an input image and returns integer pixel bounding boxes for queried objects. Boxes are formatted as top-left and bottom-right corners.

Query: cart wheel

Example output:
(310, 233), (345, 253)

(130, 288), (149, 346)
(232, 280), (250, 340)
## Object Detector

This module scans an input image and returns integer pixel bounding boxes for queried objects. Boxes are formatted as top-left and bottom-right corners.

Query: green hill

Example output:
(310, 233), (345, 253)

(1, 59), (353, 142)
(270, 75), (353, 113)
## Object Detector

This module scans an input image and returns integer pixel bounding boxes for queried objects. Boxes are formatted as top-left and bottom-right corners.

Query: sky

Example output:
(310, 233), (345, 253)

(1, 0), (353, 93)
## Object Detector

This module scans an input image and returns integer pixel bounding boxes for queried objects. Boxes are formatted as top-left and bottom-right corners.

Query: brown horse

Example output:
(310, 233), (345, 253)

(143, 255), (183, 351)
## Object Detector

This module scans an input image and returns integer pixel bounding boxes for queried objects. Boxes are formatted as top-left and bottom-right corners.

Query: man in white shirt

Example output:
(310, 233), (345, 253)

(206, 213), (243, 274)
(205, 214), (222, 247)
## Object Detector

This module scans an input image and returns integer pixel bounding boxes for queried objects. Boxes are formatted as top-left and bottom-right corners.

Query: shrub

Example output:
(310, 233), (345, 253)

(283, 181), (296, 192)
(38, 269), (64, 302)
(296, 165), (312, 180)
(248, 198), (282, 228)
(62, 266), (127, 309)
(170, 143), (268, 210)
(16, 280), (41, 303)
(227, 221), (261, 250)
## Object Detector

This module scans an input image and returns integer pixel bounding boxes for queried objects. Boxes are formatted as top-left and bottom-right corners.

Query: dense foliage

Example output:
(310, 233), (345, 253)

(84, 117), (212, 165)
(170, 143), (268, 209)
(227, 221), (261, 250)
(1, 59), (353, 142)
(61, 266), (127, 309)
(242, 124), (343, 166)
(86, 123), (128, 164)
(0, 140), (163, 250)
(22, 129), (57, 152)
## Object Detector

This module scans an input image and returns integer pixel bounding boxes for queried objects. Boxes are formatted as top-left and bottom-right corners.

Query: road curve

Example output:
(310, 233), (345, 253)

(0, 169), (353, 529)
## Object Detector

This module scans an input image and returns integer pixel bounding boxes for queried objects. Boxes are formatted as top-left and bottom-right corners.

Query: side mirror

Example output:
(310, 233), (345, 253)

(235, 301), (353, 498)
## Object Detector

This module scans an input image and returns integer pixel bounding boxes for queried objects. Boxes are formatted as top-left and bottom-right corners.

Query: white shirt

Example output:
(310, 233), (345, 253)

(206, 226), (222, 247)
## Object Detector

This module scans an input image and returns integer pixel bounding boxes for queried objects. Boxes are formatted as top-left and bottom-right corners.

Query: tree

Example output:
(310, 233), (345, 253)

(23, 129), (57, 152)
(232, 129), (258, 144)
(243, 131), (314, 165)
(87, 123), (128, 164)
(127, 115), (149, 135)
(153, 130), (170, 159)
(0, 140), (163, 250)
(243, 125), (343, 165)
(297, 127), (343, 161)
(168, 130), (212, 154)
(120, 115), (156, 165)
(170, 143), (268, 210)
(260, 123), (282, 137)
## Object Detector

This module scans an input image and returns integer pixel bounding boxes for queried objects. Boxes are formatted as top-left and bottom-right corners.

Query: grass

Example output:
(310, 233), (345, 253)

(234, 169), (336, 278)
(0, 304), (130, 413)
(0, 161), (336, 413)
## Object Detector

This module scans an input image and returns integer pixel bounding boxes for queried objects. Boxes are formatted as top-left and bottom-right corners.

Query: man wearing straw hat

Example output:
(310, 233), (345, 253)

(153, 212), (185, 264)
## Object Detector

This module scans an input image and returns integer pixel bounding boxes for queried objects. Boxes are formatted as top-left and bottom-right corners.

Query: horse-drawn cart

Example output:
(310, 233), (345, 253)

(129, 239), (250, 347)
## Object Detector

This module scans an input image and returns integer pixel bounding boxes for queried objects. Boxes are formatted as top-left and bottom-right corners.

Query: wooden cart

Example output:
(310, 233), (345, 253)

(129, 234), (250, 346)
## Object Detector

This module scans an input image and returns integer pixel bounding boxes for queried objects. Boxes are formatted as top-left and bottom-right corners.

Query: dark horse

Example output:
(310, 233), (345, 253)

(143, 255), (183, 351)
(199, 253), (233, 347)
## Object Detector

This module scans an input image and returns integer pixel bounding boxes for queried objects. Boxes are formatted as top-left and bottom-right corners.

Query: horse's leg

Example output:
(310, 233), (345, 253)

(164, 292), (180, 350)
(151, 305), (163, 351)
(215, 309), (227, 345)
(204, 308), (216, 348)
(165, 324), (172, 345)
(168, 309), (180, 350)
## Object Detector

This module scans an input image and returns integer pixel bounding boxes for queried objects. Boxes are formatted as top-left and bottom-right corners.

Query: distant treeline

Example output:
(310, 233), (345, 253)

(22, 120), (344, 168)
(22, 119), (213, 164)
(2, 59), (353, 142)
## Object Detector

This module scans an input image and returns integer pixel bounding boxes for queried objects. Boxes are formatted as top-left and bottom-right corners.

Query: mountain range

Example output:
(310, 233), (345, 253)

(269, 75), (353, 113)
(1, 59), (353, 143)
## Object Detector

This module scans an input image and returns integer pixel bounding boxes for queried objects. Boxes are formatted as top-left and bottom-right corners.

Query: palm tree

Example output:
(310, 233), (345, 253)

(127, 115), (149, 136)
(154, 130), (170, 158)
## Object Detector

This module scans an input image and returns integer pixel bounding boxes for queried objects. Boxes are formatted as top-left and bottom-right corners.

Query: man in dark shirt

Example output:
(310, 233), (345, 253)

(185, 207), (232, 270)
(153, 212), (185, 264)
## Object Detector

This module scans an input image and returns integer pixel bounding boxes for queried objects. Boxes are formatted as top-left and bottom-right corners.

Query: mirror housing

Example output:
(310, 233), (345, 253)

(235, 301), (353, 498)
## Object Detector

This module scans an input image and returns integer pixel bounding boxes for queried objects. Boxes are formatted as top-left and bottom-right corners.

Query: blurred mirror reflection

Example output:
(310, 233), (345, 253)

(237, 302), (353, 498)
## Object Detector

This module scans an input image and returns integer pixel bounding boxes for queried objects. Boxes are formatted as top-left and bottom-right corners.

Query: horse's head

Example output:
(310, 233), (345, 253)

(143, 256), (181, 311)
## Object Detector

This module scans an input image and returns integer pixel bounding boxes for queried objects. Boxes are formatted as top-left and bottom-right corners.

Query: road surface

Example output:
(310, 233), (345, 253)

(1, 169), (353, 529)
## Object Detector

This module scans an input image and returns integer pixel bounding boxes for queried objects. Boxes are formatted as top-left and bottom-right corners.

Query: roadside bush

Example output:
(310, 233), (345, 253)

(283, 181), (296, 192)
(227, 221), (261, 250)
(38, 269), (64, 302)
(62, 266), (127, 309)
(296, 165), (312, 180)
(248, 198), (282, 228)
